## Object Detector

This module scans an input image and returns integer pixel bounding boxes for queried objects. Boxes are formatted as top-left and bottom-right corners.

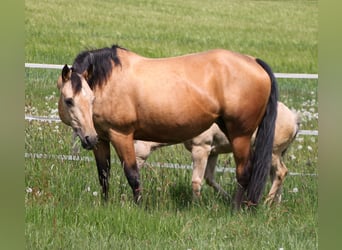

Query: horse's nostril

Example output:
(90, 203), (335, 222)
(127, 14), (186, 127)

(85, 135), (97, 146)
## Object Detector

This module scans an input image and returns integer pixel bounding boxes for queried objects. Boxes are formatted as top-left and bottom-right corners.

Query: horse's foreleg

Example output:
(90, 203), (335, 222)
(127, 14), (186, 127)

(191, 145), (211, 199)
(134, 141), (170, 169)
(93, 139), (111, 201)
(110, 131), (141, 203)
(134, 141), (154, 169)
(230, 136), (253, 210)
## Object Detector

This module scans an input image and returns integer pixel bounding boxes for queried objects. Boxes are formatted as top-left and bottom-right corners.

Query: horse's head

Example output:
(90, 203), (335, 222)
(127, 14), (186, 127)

(57, 64), (98, 150)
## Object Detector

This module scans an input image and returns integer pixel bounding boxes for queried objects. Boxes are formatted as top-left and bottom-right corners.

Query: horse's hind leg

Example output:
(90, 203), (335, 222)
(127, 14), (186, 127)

(204, 154), (229, 199)
(265, 155), (288, 205)
(93, 139), (111, 201)
(229, 135), (253, 210)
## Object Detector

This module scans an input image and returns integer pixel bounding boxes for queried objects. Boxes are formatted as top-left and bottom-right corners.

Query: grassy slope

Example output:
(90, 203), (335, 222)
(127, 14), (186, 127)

(25, 0), (317, 72)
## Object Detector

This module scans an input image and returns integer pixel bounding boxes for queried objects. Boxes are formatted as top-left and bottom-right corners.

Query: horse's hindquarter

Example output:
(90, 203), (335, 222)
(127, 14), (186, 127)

(217, 51), (272, 135)
(272, 102), (299, 154)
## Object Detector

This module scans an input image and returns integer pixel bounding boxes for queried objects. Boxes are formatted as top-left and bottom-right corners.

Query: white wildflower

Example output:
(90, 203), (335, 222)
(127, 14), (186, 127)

(53, 125), (59, 133)
(290, 155), (296, 160)
(307, 146), (313, 151)
(292, 187), (298, 193)
(26, 187), (33, 193)
(49, 108), (58, 115)
(92, 191), (98, 196)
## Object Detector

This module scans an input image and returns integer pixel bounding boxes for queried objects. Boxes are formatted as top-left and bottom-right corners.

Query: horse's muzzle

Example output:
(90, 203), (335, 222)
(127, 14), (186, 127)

(81, 135), (98, 150)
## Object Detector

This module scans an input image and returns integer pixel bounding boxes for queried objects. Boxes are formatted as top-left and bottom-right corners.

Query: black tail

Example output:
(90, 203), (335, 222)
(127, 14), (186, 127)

(246, 58), (279, 204)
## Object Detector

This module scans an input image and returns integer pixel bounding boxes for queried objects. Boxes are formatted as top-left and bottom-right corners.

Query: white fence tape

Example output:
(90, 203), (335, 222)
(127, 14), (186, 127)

(25, 115), (61, 122)
(25, 63), (68, 69)
(274, 73), (318, 79)
(25, 63), (318, 79)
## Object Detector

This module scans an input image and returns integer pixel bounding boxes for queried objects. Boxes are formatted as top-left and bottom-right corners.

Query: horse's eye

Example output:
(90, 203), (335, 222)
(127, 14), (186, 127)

(65, 98), (74, 107)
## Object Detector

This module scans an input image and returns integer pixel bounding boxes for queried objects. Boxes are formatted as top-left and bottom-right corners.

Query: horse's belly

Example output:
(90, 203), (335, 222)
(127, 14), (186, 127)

(134, 116), (216, 143)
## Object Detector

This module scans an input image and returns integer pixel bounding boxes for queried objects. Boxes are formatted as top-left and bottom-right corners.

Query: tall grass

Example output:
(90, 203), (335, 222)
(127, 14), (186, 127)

(25, 0), (318, 249)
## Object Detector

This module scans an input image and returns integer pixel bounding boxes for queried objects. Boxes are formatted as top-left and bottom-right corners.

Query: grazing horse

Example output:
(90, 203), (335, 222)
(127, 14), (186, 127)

(57, 45), (278, 209)
(134, 102), (300, 205)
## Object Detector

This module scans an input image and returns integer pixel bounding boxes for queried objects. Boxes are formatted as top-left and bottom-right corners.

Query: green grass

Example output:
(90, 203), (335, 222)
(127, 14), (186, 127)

(25, 0), (318, 249)
(25, 0), (317, 72)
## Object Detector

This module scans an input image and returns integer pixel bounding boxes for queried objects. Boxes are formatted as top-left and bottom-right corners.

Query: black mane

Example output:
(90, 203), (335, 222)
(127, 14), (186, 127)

(71, 44), (125, 90)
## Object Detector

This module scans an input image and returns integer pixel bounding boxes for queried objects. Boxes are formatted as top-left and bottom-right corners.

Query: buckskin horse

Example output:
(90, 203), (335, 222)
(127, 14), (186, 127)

(134, 101), (300, 205)
(57, 45), (278, 209)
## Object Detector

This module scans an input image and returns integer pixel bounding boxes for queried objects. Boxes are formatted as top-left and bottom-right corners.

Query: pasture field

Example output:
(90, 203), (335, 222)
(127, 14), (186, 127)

(25, 0), (318, 249)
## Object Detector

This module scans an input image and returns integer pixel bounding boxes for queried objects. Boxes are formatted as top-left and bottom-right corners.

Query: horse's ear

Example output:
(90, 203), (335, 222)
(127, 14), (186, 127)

(62, 64), (71, 82)
(82, 64), (93, 81)
(57, 76), (63, 90)
(57, 64), (70, 89)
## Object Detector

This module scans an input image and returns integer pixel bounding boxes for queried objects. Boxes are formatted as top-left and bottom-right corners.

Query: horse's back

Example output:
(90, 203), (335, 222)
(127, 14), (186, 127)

(131, 48), (271, 115)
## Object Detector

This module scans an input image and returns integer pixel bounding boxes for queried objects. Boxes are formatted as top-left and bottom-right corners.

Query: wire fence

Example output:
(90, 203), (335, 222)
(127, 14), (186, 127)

(24, 114), (318, 136)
